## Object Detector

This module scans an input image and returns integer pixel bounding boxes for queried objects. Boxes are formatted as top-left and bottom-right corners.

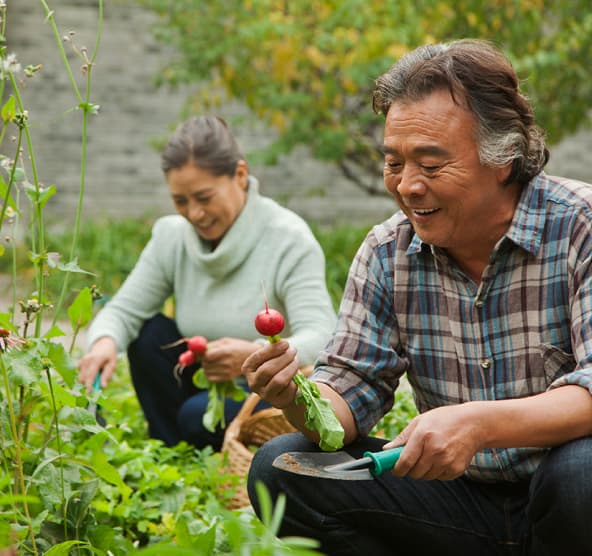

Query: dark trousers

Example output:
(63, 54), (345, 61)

(127, 314), (267, 450)
(248, 432), (592, 555)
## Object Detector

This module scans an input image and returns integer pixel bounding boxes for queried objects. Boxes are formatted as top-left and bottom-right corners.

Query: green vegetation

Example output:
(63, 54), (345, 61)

(139, 0), (592, 194)
(0, 209), (416, 553)
(0, 217), (372, 312)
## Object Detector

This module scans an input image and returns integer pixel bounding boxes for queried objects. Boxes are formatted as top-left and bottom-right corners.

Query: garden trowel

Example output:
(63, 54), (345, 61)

(88, 372), (106, 427)
(272, 446), (403, 480)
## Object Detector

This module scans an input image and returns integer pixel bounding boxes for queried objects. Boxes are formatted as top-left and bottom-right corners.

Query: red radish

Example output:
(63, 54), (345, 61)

(178, 349), (196, 367)
(255, 302), (285, 342)
(187, 335), (208, 355)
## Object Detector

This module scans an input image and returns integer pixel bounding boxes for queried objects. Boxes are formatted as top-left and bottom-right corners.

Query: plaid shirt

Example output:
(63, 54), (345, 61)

(314, 172), (592, 482)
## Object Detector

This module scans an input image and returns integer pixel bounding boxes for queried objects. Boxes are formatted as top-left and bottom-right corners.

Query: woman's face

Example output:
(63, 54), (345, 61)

(167, 161), (249, 245)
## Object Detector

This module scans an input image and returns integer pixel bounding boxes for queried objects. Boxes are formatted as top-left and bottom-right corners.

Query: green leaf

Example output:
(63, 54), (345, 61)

(43, 324), (66, 339)
(78, 102), (100, 115)
(91, 451), (132, 500)
(5, 348), (43, 386)
(192, 368), (246, 432)
(0, 175), (17, 210)
(24, 181), (56, 209)
(293, 372), (344, 451)
(46, 341), (76, 386)
(1, 95), (15, 123)
(0, 313), (18, 333)
(57, 256), (95, 275)
(44, 541), (91, 556)
(68, 286), (93, 330)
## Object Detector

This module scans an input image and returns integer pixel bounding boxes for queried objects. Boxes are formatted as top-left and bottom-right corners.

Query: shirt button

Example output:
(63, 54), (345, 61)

(475, 299), (484, 307)
(480, 358), (491, 369)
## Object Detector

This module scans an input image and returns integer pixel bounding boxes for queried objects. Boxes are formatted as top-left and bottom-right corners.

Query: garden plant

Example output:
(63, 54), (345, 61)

(0, 2), (416, 554)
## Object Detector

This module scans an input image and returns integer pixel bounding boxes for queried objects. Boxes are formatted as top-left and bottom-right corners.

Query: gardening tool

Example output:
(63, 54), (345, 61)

(272, 446), (404, 480)
(88, 372), (106, 427)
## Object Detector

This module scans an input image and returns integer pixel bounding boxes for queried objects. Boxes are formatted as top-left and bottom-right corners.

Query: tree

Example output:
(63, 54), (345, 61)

(139, 0), (592, 195)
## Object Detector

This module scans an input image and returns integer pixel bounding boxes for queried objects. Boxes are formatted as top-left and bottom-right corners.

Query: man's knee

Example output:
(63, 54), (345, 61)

(247, 433), (316, 510)
(528, 436), (592, 551)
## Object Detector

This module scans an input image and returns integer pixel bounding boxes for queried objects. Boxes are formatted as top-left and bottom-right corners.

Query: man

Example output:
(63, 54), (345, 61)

(241, 39), (592, 555)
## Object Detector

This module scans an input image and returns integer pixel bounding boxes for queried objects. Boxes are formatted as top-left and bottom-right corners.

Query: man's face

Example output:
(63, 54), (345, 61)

(382, 90), (515, 261)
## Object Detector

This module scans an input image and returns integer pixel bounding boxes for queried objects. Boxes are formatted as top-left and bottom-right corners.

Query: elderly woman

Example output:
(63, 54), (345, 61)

(77, 115), (336, 450)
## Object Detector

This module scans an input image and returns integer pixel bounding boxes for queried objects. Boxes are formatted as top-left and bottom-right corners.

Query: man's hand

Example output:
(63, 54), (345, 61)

(241, 340), (300, 409)
(77, 336), (118, 392)
(383, 403), (483, 480)
(201, 337), (260, 382)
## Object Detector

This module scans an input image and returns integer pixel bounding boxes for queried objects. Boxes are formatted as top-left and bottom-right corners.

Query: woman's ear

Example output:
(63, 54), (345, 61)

(235, 160), (249, 189)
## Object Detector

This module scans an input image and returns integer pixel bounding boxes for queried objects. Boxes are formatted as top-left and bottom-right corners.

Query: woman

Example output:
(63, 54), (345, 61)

(77, 116), (336, 450)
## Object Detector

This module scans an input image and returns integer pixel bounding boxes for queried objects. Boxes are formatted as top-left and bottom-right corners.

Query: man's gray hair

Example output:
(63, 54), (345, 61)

(373, 39), (549, 186)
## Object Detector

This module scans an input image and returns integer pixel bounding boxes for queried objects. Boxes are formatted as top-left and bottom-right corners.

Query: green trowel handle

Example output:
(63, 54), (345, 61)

(364, 446), (404, 476)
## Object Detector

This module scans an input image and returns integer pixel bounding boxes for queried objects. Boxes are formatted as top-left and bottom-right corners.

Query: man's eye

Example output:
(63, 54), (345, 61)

(173, 198), (187, 206)
(422, 165), (440, 173)
(386, 161), (402, 171)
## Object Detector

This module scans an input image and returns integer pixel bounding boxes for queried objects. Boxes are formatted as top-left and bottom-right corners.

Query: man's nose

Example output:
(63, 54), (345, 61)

(396, 167), (426, 197)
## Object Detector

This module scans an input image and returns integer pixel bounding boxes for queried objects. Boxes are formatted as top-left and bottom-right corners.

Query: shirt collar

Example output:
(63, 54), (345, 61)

(503, 172), (548, 256)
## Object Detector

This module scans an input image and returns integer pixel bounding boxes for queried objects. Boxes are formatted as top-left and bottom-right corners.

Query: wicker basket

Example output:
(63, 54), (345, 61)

(221, 392), (297, 509)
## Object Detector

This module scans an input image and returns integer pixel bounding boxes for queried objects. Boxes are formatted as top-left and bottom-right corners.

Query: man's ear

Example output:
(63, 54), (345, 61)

(496, 162), (513, 184)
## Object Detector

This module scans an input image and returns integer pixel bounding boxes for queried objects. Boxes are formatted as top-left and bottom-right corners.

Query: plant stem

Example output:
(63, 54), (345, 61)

(0, 128), (22, 230)
(0, 354), (38, 554)
(45, 367), (68, 540)
(49, 0), (104, 325)
(38, 0), (84, 105)
(7, 73), (47, 336)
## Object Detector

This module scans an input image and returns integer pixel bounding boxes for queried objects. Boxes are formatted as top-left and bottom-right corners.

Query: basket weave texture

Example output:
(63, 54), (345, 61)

(222, 392), (297, 509)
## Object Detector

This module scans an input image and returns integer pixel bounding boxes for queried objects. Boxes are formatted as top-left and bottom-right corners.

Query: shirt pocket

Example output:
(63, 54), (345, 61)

(539, 343), (576, 385)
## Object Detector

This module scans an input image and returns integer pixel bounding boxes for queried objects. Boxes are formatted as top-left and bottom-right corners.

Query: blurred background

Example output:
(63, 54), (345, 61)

(7, 0), (592, 230)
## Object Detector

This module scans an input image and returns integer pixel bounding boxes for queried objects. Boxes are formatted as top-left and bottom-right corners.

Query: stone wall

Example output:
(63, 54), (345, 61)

(6, 1), (592, 231)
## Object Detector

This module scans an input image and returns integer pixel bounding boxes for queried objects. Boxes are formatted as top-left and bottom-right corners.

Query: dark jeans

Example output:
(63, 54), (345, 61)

(127, 314), (268, 450)
(248, 433), (592, 556)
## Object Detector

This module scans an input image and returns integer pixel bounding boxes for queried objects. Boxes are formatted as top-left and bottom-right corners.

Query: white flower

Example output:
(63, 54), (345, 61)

(0, 52), (21, 79)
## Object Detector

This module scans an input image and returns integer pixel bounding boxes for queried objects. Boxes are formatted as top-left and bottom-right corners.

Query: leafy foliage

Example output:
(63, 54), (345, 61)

(192, 367), (247, 432)
(0, 1), (420, 551)
(293, 372), (344, 452)
(139, 0), (592, 193)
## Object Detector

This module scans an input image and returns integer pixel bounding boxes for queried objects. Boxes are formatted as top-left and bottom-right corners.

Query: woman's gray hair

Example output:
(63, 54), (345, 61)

(373, 39), (549, 186)
(161, 115), (245, 176)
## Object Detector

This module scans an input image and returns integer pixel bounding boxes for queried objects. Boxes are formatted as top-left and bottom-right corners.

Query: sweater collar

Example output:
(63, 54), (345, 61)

(183, 175), (265, 278)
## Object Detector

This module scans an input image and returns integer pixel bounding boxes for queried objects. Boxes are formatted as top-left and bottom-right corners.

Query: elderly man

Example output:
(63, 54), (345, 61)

(242, 39), (592, 555)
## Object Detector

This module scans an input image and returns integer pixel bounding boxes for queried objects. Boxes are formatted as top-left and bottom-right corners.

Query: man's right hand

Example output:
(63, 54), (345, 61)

(241, 339), (300, 409)
(77, 336), (118, 392)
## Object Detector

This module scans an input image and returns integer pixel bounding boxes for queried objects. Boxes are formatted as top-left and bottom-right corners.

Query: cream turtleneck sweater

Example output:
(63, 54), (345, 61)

(86, 177), (336, 365)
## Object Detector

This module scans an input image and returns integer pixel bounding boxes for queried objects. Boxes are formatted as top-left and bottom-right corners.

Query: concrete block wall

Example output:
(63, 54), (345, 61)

(6, 1), (591, 231)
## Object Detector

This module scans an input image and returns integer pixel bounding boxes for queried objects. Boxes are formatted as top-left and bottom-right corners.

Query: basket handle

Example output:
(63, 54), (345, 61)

(234, 392), (263, 422)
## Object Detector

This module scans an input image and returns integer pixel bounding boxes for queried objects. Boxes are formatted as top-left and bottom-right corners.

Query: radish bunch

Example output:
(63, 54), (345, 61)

(164, 335), (208, 384)
(177, 335), (208, 368)
(163, 334), (246, 432)
(253, 303), (344, 451)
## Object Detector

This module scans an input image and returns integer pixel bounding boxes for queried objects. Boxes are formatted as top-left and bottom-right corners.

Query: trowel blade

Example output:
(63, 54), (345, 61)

(272, 451), (374, 480)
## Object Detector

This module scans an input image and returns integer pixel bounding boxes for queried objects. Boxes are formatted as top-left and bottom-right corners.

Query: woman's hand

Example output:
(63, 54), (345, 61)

(241, 340), (300, 409)
(77, 336), (118, 392)
(201, 337), (261, 382)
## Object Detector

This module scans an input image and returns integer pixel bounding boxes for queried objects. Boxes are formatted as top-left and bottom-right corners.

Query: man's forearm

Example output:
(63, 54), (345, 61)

(474, 385), (592, 449)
